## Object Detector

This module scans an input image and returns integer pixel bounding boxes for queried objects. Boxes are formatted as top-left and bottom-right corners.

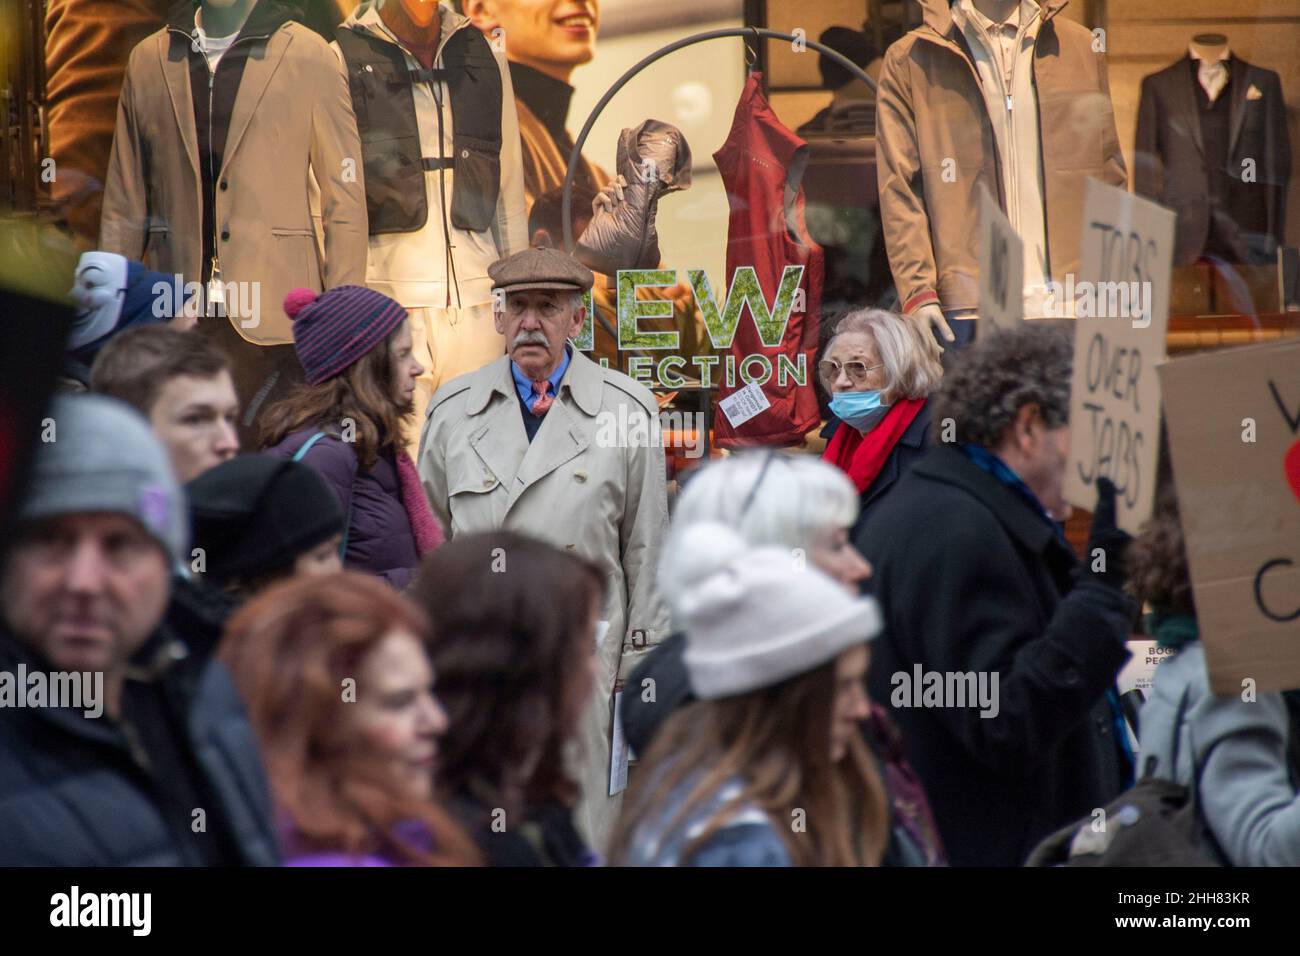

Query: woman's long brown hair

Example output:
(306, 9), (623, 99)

(220, 571), (479, 866)
(258, 323), (410, 469)
(411, 532), (606, 818)
(609, 660), (889, 867)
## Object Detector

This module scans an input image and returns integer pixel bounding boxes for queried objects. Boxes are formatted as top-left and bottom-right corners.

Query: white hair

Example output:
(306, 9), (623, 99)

(658, 453), (859, 616)
(823, 308), (943, 403)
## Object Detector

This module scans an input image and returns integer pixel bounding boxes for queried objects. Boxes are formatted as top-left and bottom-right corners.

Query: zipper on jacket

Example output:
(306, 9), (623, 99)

(206, 62), (223, 314)
(918, 8), (1062, 279)
(168, 25), (274, 316)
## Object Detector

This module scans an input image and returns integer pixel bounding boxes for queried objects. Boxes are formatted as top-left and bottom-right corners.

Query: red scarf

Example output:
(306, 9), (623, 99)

(395, 449), (444, 557)
(821, 397), (926, 494)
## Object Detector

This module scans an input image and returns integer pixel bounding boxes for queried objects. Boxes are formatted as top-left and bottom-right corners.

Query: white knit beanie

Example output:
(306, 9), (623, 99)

(673, 524), (882, 700)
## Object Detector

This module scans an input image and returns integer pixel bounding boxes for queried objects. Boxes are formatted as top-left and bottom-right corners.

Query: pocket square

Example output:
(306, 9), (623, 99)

(1247, 84), (1264, 100)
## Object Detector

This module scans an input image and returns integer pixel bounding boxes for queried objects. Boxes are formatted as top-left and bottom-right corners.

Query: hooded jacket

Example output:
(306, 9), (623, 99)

(100, 0), (368, 346)
(875, 0), (1126, 315)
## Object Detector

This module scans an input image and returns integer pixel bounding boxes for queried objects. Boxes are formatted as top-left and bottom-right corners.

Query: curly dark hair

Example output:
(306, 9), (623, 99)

(1127, 479), (1196, 617)
(410, 532), (606, 816)
(930, 324), (1073, 448)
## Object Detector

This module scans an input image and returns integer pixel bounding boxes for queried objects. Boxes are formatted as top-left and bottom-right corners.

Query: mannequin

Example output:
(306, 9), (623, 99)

(379, 0), (439, 61)
(332, 0), (528, 452)
(1188, 32), (1228, 63)
(100, 0), (368, 443)
(1134, 34), (1290, 267)
(875, 0), (1126, 351)
(918, 0), (1025, 346)
(197, 0), (255, 40)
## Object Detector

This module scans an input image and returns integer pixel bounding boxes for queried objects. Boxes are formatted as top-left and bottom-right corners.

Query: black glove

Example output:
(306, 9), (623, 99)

(1084, 477), (1131, 591)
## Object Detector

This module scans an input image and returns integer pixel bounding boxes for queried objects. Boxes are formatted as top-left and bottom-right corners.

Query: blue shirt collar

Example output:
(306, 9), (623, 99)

(512, 346), (570, 409)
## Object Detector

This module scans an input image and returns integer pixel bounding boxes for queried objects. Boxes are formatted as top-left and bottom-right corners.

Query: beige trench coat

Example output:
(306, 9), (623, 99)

(100, 21), (368, 345)
(418, 349), (670, 851)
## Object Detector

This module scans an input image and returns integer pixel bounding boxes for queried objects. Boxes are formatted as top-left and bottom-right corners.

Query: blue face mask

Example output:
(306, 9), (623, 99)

(830, 389), (890, 433)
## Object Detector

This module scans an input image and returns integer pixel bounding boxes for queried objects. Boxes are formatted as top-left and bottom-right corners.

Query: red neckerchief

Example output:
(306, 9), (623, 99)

(821, 397), (926, 494)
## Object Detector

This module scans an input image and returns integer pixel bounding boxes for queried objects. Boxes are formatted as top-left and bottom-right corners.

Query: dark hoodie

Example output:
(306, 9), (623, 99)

(165, 0), (302, 283)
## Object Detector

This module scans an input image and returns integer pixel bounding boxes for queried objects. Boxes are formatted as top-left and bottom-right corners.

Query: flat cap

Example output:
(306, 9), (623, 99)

(489, 246), (594, 295)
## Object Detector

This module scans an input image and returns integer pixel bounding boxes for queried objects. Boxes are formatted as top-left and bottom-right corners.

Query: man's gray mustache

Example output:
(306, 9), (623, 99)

(511, 332), (549, 349)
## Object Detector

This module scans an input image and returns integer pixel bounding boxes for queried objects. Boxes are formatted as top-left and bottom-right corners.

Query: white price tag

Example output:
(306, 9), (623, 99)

(718, 381), (771, 429)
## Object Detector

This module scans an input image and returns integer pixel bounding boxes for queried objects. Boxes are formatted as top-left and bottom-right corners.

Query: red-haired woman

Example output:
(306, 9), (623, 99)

(410, 532), (603, 866)
(221, 571), (478, 866)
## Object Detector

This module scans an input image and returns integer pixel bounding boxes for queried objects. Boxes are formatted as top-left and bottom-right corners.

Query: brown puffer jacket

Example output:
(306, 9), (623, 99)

(875, 0), (1126, 315)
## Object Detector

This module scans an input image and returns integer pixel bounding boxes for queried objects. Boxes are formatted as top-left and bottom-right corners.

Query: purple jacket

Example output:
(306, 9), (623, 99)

(265, 427), (419, 589)
(280, 818), (433, 867)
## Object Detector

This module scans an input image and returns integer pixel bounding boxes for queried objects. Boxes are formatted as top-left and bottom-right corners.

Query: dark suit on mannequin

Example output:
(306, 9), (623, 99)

(1134, 53), (1291, 266)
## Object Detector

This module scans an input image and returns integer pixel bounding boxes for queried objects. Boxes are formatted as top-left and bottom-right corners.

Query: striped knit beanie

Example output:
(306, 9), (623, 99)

(285, 285), (408, 385)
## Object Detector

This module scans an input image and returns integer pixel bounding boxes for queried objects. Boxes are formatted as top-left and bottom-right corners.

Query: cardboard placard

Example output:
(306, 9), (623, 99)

(1063, 179), (1175, 534)
(1158, 338), (1300, 696)
(977, 182), (1024, 329)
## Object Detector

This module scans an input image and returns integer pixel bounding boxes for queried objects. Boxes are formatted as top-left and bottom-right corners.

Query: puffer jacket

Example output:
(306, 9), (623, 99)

(0, 577), (279, 866)
(265, 427), (420, 589)
(875, 0), (1126, 314)
(1138, 641), (1300, 866)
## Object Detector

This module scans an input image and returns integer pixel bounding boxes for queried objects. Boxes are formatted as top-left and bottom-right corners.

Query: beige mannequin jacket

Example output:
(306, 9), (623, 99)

(875, 0), (1126, 315)
(100, 20), (367, 345)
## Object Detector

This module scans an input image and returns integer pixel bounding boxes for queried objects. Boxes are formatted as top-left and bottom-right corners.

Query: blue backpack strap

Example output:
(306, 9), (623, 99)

(291, 431), (353, 561)
(291, 430), (330, 463)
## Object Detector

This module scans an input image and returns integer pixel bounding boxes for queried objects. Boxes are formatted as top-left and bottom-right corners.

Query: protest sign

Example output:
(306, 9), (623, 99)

(1158, 337), (1300, 695)
(977, 182), (1024, 329)
(1063, 179), (1175, 534)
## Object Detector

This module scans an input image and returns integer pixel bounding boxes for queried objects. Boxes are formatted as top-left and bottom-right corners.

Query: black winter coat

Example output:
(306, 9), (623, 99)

(0, 576), (279, 866)
(854, 446), (1135, 866)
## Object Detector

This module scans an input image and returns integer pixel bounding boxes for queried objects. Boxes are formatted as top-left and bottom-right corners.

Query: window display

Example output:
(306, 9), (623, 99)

(1134, 34), (1291, 268)
(6, 0), (1300, 897)
(97, 0), (368, 439)
(335, 0), (528, 442)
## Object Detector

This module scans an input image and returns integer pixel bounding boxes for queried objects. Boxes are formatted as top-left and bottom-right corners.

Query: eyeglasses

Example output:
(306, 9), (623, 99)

(818, 359), (884, 384)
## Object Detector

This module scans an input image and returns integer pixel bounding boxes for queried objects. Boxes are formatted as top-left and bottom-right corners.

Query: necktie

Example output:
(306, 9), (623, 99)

(531, 380), (554, 416)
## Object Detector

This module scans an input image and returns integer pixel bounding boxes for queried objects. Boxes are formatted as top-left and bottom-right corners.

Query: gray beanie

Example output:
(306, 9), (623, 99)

(17, 393), (187, 564)
(675, 524), (882, 699)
